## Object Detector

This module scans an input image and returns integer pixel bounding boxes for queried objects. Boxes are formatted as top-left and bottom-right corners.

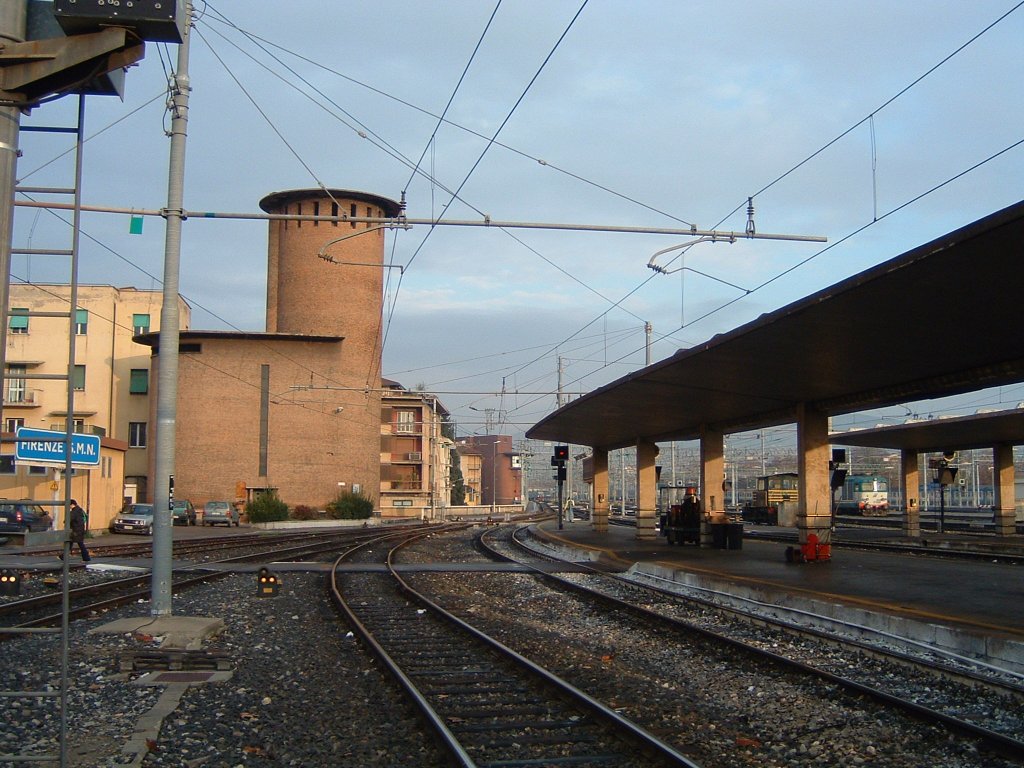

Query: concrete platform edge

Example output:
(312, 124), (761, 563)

(527, 523), (1024, 675)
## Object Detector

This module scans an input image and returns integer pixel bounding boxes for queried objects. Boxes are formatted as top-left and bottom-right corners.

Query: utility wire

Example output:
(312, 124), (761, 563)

(200, 4), (694, 229)
(711, 0), (1024, 230)
(403, 1), (503, 195)
(506, 136), (1024, 420)
(503, 2), (1024, 394)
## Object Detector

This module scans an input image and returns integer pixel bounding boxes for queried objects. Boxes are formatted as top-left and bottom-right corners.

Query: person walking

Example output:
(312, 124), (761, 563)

(67, 499), (91, 562)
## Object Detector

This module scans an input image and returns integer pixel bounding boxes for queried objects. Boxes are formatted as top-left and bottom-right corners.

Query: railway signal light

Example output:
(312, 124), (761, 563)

(553, 445), (569, 462)
(0, 569), (21, 596)
(256, 567), (280, 597)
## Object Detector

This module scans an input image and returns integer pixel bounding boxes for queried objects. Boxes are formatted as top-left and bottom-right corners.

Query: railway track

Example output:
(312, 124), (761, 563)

(0, 525), (446, 633)
(475, 524), (1024, 762)
(329, 527), (701, 768)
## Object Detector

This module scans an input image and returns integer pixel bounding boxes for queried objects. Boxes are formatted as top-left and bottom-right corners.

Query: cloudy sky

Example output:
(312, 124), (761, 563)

(13, 1), (1024, 444)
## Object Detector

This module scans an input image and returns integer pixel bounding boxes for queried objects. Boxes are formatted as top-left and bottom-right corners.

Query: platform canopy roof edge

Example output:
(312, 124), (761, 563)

(527, 200), (1024, 452)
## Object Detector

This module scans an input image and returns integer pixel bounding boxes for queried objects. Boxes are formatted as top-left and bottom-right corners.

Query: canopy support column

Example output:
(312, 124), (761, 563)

(700, 425), (725, 529)
(901, 449), (920, 538)
(635, 440), (658, 540)
(591, 447), (609, 533)
(797, 403), (832, 560)
(993, 443), (1016, 536)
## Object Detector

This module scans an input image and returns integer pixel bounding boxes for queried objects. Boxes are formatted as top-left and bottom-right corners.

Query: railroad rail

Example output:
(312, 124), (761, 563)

(0, 526), (445, 634)
(328, 527), (701, 768)
(480, 524), (1024, 762)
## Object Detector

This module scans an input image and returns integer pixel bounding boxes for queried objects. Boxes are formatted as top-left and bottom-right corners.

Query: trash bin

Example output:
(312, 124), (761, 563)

(711, 523), (727, 549)
(726, 522), (743, 550)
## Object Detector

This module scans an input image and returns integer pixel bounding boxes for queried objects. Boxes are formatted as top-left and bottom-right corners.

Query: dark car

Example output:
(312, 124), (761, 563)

(172, 499), (197, 526)
(0, 500), (52, 534)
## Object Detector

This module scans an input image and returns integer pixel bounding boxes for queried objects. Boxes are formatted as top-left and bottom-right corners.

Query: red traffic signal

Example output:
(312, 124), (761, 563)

(553, 445), (569, 462)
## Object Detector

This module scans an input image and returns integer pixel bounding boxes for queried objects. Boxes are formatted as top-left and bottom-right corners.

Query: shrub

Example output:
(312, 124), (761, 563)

(291, 504), (318, 521)
(326, 491), (373, 520)
(245, 491), (289, 523)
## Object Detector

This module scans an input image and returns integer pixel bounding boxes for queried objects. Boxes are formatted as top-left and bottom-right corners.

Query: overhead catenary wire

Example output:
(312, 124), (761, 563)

(200, 4), (695, 229)
(504, 136), (1024, 421)
(16, 3), (1021, 434)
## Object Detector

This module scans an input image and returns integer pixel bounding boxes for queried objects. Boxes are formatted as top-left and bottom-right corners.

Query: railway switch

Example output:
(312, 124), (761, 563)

(256, 567), (281, 597)
(0, 568), (21, 596)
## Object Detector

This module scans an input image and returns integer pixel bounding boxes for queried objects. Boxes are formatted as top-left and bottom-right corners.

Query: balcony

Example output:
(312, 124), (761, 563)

(3, 390), (38, 408)
(49, 423), (106, 437)
(382, 480), (423, 491)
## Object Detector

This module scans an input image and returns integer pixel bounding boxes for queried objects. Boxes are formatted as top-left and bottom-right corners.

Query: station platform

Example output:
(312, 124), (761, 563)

(529, 520), (1024, 666)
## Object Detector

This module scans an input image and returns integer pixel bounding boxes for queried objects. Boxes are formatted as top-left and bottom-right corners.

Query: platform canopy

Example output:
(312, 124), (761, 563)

(831, 409), (1024, 453)
(527, 201), (1024, 451)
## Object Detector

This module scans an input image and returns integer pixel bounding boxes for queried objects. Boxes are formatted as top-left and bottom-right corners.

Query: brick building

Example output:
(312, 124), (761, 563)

(138, 189), (402, 510)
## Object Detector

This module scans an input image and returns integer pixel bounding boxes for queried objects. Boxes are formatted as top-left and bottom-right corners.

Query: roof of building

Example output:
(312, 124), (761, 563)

(831, 408), (1024, 452)
(259, 188), (402, 217)
(527, 200), (1024, 450)
(133, 330), (343, 348)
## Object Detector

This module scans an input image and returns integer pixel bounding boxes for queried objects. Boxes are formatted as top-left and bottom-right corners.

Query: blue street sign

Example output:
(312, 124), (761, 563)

(15, 427), (101, 468)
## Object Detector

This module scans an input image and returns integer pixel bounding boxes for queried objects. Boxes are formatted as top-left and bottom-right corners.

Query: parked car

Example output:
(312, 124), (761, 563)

(0, 500), (52, 534)
(111, 503), (155, 535)
(172, 499), (197, 526)
(202, 500), (239, 527)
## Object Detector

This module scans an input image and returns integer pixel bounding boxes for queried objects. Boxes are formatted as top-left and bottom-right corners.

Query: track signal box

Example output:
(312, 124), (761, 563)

(256, 567), (280, 597)
(0, 569), (22, 596)
(54, 0), (186, 43)
(553, 445), (569, 462)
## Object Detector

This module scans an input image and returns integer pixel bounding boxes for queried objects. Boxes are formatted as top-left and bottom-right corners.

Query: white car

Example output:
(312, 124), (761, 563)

(111, 503), (155, 535)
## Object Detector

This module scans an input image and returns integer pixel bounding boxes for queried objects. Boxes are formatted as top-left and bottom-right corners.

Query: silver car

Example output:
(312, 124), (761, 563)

(202, 500), (239, 527)
(111, 503), (155, 535)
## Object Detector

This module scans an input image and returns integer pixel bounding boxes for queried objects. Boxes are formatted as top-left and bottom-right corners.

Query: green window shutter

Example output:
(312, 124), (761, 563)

(129, 369), (149, 394)
(9, 308), (28, 330)
(73, 365), (86, 390)
(132, 313), (151, 334)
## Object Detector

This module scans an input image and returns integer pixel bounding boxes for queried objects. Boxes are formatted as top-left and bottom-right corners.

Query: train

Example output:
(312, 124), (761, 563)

(836, 474), (889, 516)
(741, 472), (798, 525)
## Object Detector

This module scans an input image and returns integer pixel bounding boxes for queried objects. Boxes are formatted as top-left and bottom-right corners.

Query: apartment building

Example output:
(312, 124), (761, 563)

(456, 435), (522, 508)
(1, 284), (190, 524)
(456, 443), (483, 506)
(380, 380), (453, 520)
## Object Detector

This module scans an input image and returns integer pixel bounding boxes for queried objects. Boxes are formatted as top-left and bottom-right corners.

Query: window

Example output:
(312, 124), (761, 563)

(132, 314), (150, 335)
(6, 365), (26, 403)
(313, 200), (320, 226)
(395, 410), (416, 434)
(28, 465), (47, 475)
(129, 421), (147, 448)
(75, 308), (88, 335)
(129, 368), (149, 394)
(349, 203), (356, 228)
(0, 455), (14, 474)
(393, 499), (413, 507)
(331, 202), (339, 226)
(5, 417), (23, 433)
(9, 308), (28, 334)
(73, 365), (85, 391)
